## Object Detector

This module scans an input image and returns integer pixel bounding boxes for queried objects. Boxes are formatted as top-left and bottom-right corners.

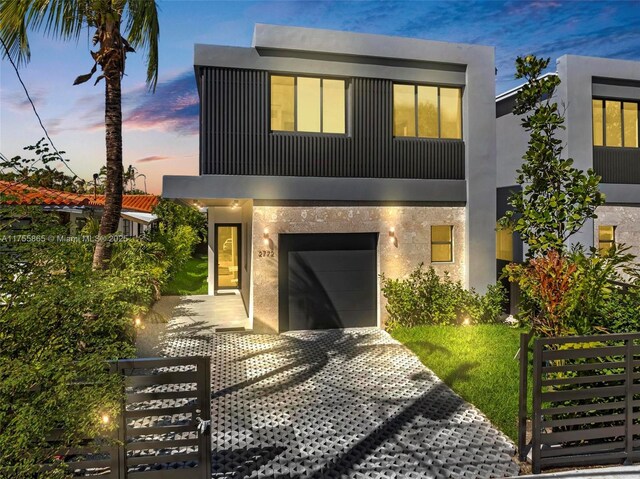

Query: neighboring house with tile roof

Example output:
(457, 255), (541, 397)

(0, 180), (159, 237)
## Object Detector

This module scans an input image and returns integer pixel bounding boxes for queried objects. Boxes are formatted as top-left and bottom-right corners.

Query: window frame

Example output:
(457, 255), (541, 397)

(269, 74), (349, 136)
(593, 97), (640, 148)
(431, 225), (454, 263)
(393, 83), (463, 140)
(123, 219), (131, 237)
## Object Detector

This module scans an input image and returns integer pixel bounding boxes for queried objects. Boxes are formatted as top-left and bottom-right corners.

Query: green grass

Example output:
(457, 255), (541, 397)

(163, 253), (208, 296)
(391, 324), (529, 441)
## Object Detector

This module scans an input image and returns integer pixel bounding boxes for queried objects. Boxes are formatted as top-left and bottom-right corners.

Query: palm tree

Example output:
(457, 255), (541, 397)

(0, 0), (159, 268)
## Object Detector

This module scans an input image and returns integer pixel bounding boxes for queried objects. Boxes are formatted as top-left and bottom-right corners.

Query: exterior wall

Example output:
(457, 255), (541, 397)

(496, 110), (528, 188)
(251, 204), (465, 333)
(496, 56), (640, 252)
(558, 56), (640, 248)
(594, 205), (640, 259)
(240, 201), (253, 318)
(200, 68), (465, 180)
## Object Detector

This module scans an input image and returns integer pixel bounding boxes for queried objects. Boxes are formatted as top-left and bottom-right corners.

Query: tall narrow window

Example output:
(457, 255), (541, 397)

(323, 79), (346, 134)
(440, 88), (462, 139)
(271, 76), (295, 132)
(496, 226), (513, 262)
(297, 77), (321, 132)
(393, 84), (416, 137)
(270, 75), (346, 134)
(592, 99), (603, 146)
(598, 225), (616, 254)
(393, 84), (462, 139)
(624, 102), (638, 148)
(418, 86), (438, 138)
(431, 225), (453, 263)
(605, 100), (622, 147)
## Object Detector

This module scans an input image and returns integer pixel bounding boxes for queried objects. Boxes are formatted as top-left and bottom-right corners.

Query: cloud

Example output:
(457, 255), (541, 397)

(122, 71), (199, 135)
(136, 155), (172, 163)
(2, 87), (47, 113)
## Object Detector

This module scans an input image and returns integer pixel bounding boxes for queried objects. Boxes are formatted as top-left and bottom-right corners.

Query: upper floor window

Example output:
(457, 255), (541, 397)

(270, 75), (346, 134)
(393, 84), (462, 139)
(593, 99), (639, 148)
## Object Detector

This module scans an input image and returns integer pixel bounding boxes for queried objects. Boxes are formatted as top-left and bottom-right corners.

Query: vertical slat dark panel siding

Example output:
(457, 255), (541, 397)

(594, 147), (640, 184)
(202, 67), (464, 179)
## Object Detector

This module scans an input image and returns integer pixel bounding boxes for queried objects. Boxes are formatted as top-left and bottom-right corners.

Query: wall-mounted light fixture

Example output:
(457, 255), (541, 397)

(389, 226), (398, 247)
(263, 228), (270, 246)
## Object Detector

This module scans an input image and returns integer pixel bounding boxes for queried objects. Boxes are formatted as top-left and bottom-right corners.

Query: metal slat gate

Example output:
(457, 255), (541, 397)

(519, 332), (640, 474)
(50, 356), (211, 478)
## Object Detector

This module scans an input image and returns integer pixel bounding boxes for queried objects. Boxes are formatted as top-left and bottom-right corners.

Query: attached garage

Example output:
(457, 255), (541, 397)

(278, 233), (378, 331)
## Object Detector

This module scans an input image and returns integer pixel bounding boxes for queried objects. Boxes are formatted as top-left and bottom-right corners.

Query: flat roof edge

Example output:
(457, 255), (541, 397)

(163, 175), (467, 203)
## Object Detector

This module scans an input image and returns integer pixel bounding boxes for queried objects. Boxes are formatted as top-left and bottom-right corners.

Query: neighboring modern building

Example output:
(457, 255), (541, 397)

(163, 24), (497, 333)
(0, 180), (159, 236)
(496, 55), (640, 270)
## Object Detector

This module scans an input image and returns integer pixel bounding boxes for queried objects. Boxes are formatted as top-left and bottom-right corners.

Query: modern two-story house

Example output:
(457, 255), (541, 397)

(496, 55), (640, 270)
(163, 24), (497, 334)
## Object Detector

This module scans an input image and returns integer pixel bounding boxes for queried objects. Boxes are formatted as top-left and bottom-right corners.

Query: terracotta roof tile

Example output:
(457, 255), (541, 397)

(0, 181), (159, 213)
(86, 194), (159, 213)
(0, 180), (90, 207)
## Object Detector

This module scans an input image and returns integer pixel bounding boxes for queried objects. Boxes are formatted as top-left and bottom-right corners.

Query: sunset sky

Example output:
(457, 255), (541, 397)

(1, 0), (639, 194)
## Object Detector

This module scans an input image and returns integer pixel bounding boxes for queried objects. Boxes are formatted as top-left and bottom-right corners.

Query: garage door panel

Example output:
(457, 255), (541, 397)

(289, 287), (375, 313)
(296, 250), (376, 272)
(282, 234), (378, 331)
(325, 290), (376, 311)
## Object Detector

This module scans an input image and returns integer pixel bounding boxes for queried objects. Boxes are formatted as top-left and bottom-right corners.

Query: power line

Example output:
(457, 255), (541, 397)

(0, 36), (83, 197)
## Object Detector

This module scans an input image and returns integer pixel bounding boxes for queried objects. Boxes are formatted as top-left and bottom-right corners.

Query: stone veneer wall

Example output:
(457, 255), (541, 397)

(251, 205), (466, 333)
(595, 205), (640, 259)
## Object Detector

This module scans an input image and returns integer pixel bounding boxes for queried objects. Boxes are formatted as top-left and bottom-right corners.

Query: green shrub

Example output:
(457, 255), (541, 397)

(0, 210), (135, 477)
(380, 264), (506, 330)
(0, 202), (202, 477)
(507, 246), (640, 337)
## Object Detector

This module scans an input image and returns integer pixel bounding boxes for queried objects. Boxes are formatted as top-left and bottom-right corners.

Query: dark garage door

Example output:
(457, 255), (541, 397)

(279, 233), (378, 331)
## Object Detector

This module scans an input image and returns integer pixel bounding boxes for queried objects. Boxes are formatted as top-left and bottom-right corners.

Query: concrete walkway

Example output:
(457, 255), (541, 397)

(139, 320), (521, 478)
(137, 293), (249, 357)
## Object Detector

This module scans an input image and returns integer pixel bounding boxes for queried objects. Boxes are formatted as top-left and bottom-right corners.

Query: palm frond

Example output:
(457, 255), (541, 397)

(0, 0), (90, 66)
(124, 0), (159, 91)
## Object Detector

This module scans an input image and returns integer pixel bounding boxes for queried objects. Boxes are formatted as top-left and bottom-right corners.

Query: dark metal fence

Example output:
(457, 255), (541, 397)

(49, 356), (211, 478)
(520, 332), (640, 474)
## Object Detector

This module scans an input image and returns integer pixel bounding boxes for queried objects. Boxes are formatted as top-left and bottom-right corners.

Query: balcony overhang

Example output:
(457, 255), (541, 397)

(162, 175), (466, 205)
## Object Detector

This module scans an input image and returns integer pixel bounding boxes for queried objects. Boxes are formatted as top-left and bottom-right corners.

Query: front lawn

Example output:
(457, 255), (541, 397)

(391, 324), (529, 441)
(163, 253), (208, 295)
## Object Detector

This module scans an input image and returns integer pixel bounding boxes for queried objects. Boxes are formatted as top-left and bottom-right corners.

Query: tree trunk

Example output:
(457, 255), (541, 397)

(92, 74), (123, 269)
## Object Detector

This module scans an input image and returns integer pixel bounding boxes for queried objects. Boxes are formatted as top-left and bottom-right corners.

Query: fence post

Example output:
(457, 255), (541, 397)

(518, 332), (529, 461)
(625, 338), (634, 465)
(532, 338), (542, 474)
(199, 357), (212, 478)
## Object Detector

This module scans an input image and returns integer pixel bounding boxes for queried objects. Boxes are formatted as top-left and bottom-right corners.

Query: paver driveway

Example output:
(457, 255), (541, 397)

(155, 322), (520, 479)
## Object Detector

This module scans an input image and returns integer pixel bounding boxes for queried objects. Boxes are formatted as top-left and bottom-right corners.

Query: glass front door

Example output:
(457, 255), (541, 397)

(216, 224), (240, 289)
